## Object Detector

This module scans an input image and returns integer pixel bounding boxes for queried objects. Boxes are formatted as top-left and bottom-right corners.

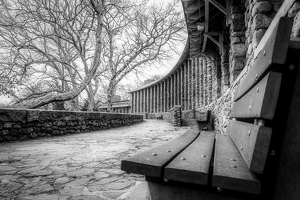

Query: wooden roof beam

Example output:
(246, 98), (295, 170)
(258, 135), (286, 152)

(208, 0), (227, 15)
(204, 33), (220, 47)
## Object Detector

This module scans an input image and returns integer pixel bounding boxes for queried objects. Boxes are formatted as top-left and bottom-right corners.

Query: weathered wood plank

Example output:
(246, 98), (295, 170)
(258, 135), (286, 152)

(228, 120), (272, 174)
(231, 72), (282, 119)
(164, 131), (215, 185)
(234, 17), (292, 101)
(121, 129), (199, 177)
(213, 134), (261, 194)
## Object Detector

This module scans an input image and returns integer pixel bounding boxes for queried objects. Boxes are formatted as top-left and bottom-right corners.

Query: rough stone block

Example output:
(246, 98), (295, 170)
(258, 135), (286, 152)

(27, 110), (41, 122)
(4, 123), (12, 128)
(288, 2), (300, 17)
(231, 37), (241, 44)
(252, 14), (272, 30)
(251, 1), (272, 16)
(12, 123), (22, 129)
(2, 130), (9, 136)
(292, 12), (300, 37)
(252, 28), (266, 48)
(231, 43), (247, 58)
(0, 109), (27, 122)
(231, 59), (245, 71)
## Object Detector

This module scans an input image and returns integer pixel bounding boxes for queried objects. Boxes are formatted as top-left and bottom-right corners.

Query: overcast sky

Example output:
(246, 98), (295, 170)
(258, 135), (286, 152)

(0, 0), (186, 104)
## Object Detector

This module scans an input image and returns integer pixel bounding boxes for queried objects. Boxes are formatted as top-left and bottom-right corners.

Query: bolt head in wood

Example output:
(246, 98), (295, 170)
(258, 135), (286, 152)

(180, 157), (186, 160)
(166, 150), (171, 153)
(231, 158), (236, 161)
(263, 50), (266, 56)
(164, 178), (169, 182)
(249, 105), (251, 110)
(270, 150), (276, 156)
(201, 155), (206, 157)
(231, 165), (238, 168)
(289, 64), (295, 70)
(152, 153), (157, 156)
(248, 130), (251, 136)
(240, 146), (243, 151)
(217, 187), (223, 192)
(256, 87), (259, 93)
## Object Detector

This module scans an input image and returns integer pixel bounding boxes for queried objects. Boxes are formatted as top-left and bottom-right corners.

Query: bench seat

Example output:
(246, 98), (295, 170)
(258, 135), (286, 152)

(121, 17), (300, 199)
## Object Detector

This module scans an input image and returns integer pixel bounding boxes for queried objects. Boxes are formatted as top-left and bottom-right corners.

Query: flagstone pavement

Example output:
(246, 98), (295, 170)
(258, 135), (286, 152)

(0, 119), (190, 200)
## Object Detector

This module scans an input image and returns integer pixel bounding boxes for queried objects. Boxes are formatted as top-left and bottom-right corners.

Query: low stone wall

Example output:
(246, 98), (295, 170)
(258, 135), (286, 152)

(0, 109), (143, 143)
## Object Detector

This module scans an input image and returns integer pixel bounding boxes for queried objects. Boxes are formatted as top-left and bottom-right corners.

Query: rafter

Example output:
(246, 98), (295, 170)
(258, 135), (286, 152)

(208, 0), (227, 15)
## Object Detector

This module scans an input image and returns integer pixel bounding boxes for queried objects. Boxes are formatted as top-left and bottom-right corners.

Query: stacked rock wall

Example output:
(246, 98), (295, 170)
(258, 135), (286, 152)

(209, 0), (300, 134)
(0, 109), (143, 143)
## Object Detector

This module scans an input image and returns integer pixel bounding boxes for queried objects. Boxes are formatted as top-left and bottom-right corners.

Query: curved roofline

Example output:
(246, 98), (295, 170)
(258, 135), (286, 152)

(128, 40), (190, 93)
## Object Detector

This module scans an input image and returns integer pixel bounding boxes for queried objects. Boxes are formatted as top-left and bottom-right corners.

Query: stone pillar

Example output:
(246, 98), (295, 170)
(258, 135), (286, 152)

(207, 60), (213, 104)
(204, 58), (209, 106)
(181, 65), (185, 109)
(177, 70), (181, 106)
(143, 89), (146, 113)
(147, 88), (150, 113)
(195, 57), (200, 108)
(160, 82), (163, 113)
(153, 86), (156, 113)
(170, 75), (173, 109)
(131, 93), (134, 113)
(212, 55), (222, 101)
(150, 87), (153, 113)
(163, 81), (167, 112)
(173, 105), (182, 127)
(199, 58), (203, 107)
(157, 84), (160, 112)
(133, 92), (136, 113)
(168, 78), (171, 110)
(191, 58), (195, 109)
(184, 61), (188, 111)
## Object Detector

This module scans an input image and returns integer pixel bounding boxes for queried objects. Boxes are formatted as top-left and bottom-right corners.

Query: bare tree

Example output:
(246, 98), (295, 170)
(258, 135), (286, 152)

(0, 0), (106, 109)
(100, 0), (186, 112)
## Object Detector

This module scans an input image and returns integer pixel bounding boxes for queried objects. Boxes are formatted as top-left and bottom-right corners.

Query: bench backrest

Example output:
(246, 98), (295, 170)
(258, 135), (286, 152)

(213, 17), (297, 195)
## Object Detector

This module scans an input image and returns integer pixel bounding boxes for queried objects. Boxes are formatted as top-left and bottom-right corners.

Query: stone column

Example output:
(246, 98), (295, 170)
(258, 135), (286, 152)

(184, 61), (188, 111)
(180, 65), (184, 109)
(177, 70), (180, 106)
(160, 82), (163, 113)
(191, 58), (195, 110)
(203, 58), (208, 106)
(150, 87), (153, 113)
(187, 59), (191, 110)
(157, 84), (160, 112)
(131, 93), (134, 113)
(195, 57), (200, 108)
(207, 60), (213, 104)
(200, 57), (204, 107)
(146, 88), (150, 113)
(167, 78), (171, 110)
(143, 89), (147, 113)
(170, 75), (173, 109)
(164, 81), (167, 112)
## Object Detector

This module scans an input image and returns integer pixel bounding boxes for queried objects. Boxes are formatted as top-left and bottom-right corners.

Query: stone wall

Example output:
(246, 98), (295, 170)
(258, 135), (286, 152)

(206, 0), (300, 134)
(0, 109), (143, 143)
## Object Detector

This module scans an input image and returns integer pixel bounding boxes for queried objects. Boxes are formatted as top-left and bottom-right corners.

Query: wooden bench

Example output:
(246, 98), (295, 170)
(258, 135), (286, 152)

(121, 17), (300, 199)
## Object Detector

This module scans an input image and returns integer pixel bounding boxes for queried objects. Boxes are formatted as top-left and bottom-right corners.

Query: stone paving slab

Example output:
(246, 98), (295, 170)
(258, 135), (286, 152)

(0, 119), (190, 200)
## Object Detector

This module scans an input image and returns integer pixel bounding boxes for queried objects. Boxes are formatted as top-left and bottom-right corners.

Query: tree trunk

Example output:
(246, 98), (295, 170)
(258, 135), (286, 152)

(107, 84), (115, 113)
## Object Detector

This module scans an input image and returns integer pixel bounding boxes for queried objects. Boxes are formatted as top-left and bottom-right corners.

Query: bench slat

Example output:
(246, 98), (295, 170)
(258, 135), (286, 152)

(228, 120), (272, 174)
(213, 134), (261, 194)
(164, 131), (215, 185)
(121, 129), (199, 177)
(234, 17), (293, 101)
(231, 71), (282, 119)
